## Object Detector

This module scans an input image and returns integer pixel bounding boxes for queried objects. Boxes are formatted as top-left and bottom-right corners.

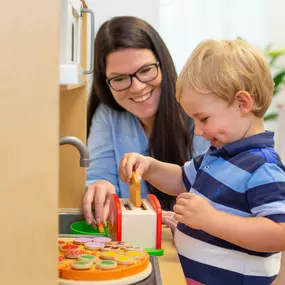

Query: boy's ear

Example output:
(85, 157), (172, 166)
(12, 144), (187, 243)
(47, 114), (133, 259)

(234, 91), (253, 114)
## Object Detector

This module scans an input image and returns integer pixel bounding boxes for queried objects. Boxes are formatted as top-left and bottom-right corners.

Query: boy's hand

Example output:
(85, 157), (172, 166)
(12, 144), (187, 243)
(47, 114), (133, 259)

(119, 153), (152, 184)
(173, 192), (217, 231)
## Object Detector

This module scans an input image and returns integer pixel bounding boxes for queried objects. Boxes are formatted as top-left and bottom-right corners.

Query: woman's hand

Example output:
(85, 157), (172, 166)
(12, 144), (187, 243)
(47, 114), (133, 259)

(119, 153), (152, 184)
(162, 211), (178, 234)
(82, 180), (116, 229)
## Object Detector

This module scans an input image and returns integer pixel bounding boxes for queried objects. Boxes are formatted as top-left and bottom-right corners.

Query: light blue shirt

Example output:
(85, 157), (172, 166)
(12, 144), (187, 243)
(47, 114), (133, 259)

(86, 104), (210, 197)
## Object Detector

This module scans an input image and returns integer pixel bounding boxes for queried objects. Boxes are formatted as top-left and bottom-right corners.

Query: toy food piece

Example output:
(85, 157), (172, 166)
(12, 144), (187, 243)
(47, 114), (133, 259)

(125, 246), (143, 251)
(64, 250), (85, 259)
(110, 246), (120, 252)
(96, 260), (118, 270)
(97, 223), (105, 233)
(101, 245), (120, 252)
(101, 251), (120, 260)
(78, 254), (99, 264)
(92, 236), (112, 243)
(58, 255), (65, 262)
(126, 250), (145, 260)
(71, 260), (93, 270)
(61, 244), (84, 259)
(60, 244), (79, 253)
(117, 241), (130, 246)
(84, 242), (104, 251)
(73, 237), (93, 245)
(116, 241), (130, 249)
(129, 171), (141, 207)
(61, 244), (79, 251)
(58, 240), (65, 245)
(114, 255), (135, 265)
(100, 245), (113, 252)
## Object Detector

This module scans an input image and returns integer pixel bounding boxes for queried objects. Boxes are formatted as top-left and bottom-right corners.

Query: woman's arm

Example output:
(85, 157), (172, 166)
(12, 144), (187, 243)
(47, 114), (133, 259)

(86, 104), (119, 191)
(83, 104), (120, 227)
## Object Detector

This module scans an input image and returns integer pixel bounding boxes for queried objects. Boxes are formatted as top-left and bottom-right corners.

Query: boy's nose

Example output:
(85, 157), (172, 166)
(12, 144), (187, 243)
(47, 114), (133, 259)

(129, 77), (146, 93)
(194, 124), (204, 136)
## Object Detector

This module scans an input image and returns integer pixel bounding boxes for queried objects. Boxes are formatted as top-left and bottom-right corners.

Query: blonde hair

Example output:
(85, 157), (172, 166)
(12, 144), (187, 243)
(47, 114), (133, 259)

(176, 39), (274, 117)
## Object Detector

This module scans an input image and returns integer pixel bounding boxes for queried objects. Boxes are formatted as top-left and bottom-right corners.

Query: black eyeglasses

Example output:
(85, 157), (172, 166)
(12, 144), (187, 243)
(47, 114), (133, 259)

(106, 62), (160, 92)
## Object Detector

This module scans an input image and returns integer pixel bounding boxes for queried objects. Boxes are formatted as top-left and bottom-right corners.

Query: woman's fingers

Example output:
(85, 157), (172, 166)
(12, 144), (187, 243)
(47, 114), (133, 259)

(82, 185), (96, 225)
(102, 198), (110, 228)
(162, 211), (177, 229)
(162, 211), (175, 223)
(82, 181), (115, 229)
(164, 218), (177, 232)
(93, 185), (108, 226)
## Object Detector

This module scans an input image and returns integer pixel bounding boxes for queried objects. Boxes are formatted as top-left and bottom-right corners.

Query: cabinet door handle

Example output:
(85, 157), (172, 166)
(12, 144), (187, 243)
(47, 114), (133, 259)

(81, 8), (95, 75)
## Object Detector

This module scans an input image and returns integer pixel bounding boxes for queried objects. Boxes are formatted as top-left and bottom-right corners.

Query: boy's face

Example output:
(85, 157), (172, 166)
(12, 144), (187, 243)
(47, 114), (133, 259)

(179, 89), (253, 148)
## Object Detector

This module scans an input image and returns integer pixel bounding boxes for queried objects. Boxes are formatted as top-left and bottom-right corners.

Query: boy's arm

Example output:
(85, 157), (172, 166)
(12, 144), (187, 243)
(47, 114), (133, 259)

(144, 158), (186, 196)
(206, 212), (285, 252)
(144, 153), (205, 196)
(205, 163), (285, 252)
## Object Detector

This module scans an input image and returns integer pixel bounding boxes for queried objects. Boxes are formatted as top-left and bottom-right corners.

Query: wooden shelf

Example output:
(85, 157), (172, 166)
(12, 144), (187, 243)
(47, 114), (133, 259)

(60, 83), (86, 92)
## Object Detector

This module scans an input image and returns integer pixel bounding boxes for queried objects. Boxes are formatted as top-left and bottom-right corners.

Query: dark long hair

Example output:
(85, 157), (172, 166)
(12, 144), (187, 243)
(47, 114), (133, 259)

(87, 16), (194, 210)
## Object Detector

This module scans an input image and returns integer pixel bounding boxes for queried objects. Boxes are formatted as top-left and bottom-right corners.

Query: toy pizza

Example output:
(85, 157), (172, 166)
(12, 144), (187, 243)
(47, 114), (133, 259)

(58, 237), (152, 285)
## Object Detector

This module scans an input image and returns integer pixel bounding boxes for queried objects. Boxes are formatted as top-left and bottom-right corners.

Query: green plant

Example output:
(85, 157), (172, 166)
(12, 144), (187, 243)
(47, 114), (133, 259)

(237, 37), (285, 121)
(264, 47), (285, 121)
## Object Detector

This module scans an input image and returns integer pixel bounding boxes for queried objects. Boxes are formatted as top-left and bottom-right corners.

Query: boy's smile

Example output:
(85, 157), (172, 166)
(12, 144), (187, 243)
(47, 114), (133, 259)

(178, 89), (261, 148)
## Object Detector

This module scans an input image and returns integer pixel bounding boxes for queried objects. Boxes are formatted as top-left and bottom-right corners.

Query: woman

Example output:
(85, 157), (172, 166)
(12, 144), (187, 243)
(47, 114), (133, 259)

(82, 16), (209, 229)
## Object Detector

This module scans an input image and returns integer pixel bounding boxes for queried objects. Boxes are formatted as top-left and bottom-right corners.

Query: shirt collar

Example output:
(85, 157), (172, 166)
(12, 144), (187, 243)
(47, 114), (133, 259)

(210, 131), (275, 157)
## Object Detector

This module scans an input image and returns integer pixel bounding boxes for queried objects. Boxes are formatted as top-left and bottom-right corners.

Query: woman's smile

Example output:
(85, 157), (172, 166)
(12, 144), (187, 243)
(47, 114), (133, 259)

(131, 91), (152, 103)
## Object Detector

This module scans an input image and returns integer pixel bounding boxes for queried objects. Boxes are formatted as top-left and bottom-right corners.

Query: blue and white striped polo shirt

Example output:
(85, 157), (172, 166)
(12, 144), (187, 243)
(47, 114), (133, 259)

(175, 131), (285, 285)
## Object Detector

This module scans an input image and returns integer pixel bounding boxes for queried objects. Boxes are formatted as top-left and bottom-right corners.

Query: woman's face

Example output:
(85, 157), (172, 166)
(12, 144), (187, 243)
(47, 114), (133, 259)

(105, 48), (162, 125)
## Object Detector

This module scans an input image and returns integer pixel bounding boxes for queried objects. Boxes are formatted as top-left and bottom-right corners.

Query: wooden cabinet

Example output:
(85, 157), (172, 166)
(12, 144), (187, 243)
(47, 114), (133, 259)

(59, 0), (89, 209)
(1, 1), (60, 285)
(0, 1), (89, 284)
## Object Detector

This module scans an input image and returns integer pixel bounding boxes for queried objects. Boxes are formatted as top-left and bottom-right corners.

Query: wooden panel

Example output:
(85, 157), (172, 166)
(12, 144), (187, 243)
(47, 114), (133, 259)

(59, 1), (88, 208)
(59, 85), (87, 208)
(0, 1), (60, 285)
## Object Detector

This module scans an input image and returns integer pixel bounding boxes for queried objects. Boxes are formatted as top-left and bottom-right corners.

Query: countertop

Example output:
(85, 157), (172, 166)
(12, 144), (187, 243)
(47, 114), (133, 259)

(158, 226), (186, 285)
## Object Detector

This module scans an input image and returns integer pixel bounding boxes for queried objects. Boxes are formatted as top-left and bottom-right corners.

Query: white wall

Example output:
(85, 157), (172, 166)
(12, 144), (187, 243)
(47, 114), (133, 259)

(159, 0), (285, 157)
(159, 0), (284, 72)
(85, 0), (160, 95)
(85, 0), (285, 158)
(86, 0), (160, 33)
